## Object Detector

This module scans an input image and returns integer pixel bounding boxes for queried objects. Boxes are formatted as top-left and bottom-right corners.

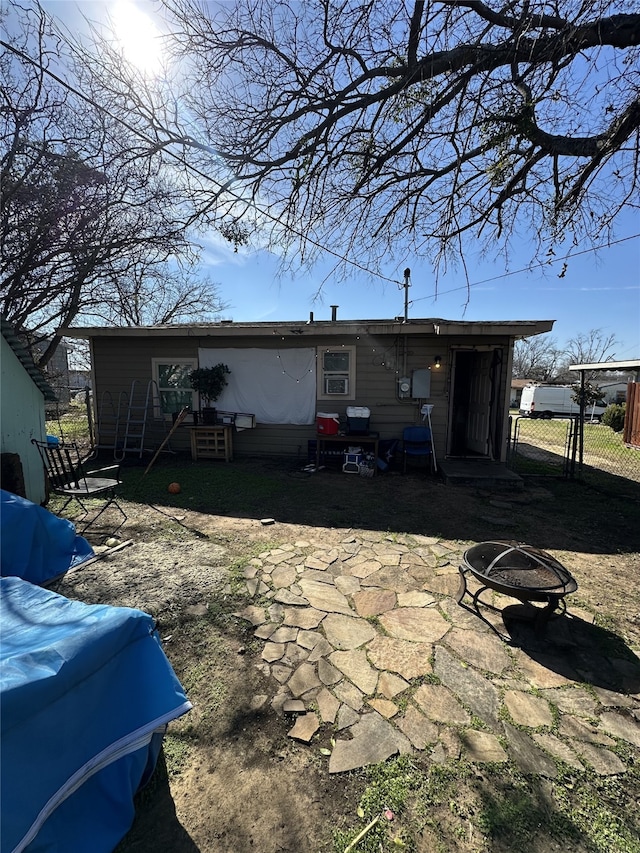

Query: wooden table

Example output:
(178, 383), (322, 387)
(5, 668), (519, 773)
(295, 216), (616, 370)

(315, 433), (379, 473)
(190, 426), (233, 462)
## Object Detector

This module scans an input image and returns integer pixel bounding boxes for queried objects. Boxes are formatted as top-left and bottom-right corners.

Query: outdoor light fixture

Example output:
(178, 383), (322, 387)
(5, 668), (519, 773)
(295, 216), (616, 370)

(433, 356), (442, 368)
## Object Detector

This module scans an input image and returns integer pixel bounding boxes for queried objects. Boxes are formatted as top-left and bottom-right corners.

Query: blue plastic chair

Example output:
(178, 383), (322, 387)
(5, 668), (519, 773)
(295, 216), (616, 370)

(402, 426), (432, 473)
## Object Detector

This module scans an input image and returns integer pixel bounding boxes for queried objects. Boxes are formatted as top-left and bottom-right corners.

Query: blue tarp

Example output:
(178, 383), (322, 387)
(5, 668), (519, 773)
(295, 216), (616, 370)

(0, 577), (192, 853)
(0, 490), (94, 584)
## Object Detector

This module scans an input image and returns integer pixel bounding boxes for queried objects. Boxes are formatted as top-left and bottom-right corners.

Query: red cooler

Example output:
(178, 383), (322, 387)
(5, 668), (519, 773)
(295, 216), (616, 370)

(316, 413), (340, 434)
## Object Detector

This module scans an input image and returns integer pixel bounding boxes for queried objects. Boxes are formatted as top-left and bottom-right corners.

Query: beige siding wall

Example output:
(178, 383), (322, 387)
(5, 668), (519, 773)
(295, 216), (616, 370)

(91, 332), (513, 460)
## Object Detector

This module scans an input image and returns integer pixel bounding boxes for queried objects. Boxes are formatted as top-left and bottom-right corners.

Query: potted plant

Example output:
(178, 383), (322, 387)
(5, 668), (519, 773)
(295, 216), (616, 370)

(189, 363), (231, 424)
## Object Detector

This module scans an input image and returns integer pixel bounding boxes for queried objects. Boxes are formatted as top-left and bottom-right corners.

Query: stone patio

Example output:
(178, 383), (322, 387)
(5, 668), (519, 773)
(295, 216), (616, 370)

(236, 533), (640, 776)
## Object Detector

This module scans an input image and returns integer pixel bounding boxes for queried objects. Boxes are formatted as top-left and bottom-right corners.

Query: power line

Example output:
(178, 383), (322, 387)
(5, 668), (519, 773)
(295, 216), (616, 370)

(0, 36), (401, 286)
(3, 35), (639, 300)
(410, 232), (640, 304)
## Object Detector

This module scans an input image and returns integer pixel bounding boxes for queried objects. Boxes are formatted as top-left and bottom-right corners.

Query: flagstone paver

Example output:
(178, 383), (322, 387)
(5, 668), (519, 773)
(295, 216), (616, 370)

(504, 690), (554, 728)
(378, 671), (410, 699)
(308, 639), (335, 662)
(236, 604), (268, 625)
(297, 578), (353, 614)
(288, 713), (320, 742)
(396, 705), (439, 749)
(334, 680), (365, 711)
(532, 733), (584, 771)
(594, 686), (637, 708)
(575, 742), (627, 775)
(558, 715), (616, 745)
(322, 613), (377, 649)
(271, 564), (299, 588)
(336, 705), (360, 730)
(241, 540), (638, 776)
(270, 626), (299, 643)
(460, 730), (508, 763)
(599, 711), (640, 747)
(366, 636), (433, 680)
(328, 713), (411, 773)
(378, 606), (450, 643)
(329, 649), (379, 694)
(397, 590), (436, 608)
(262, 642), (285, 662)
(317, 687), (340, 723)
(334, 576), (361, 596)
(434, 646), (502, 730)
(362, 567), (414, 592)
(287, 662), (321, 697)
(504, 723), (558, 778)
(317, 657), (342, 686)
(274, 589), (310, 606)
(445, 628), (511, 675)
(368, 698), (399, 719)
(413, 684), (471, 724)
(352, 589), (396, 617)
(282, 607), (326, 629)
(512, 650), (578, 687)
(541, 687), (599, 717)
(296, 629), (323, 650)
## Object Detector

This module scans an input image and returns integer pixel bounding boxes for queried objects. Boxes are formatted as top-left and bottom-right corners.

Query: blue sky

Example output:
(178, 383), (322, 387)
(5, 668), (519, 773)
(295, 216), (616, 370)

(201, 214), (639, 359)
(36, 1), (640, 358)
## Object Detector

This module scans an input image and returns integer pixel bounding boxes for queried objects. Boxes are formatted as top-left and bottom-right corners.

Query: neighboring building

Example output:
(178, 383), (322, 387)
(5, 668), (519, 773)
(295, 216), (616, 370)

(69, 369), (91, 392)
(510, 378), (534, 408)
(64, 315), (553, 466)
(1, 318), (56, 503)
(36, 339), (71, 406)
(593, 377), (635, 405)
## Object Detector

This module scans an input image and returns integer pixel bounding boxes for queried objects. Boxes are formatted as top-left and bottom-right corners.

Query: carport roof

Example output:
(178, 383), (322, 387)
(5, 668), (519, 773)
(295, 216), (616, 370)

(569, 360), (640, 372)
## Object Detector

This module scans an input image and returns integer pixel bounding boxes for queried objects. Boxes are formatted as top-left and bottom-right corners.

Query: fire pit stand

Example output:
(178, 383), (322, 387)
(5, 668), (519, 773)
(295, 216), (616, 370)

(456, 541), (578, 625)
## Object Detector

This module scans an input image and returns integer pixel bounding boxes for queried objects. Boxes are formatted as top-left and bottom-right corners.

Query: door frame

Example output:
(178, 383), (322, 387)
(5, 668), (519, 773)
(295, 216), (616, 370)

(447, 346), (506, 460)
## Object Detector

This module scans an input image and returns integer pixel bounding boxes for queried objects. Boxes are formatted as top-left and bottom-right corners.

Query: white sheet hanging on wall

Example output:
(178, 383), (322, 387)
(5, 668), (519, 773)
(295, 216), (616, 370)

(198, 348), (316, 425)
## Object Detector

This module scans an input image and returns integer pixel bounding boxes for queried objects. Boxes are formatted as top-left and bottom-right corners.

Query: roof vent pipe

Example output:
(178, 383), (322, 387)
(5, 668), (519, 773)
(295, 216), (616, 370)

(308, 311), (314, 323)
(331, 305), (338, 321)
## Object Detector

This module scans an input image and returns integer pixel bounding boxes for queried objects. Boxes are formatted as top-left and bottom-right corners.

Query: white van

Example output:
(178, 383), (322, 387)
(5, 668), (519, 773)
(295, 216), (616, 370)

(519, 385), (607, 420)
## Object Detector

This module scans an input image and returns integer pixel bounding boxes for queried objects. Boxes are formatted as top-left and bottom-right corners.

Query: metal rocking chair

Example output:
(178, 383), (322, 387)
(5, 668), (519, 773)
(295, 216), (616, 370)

(32, 438), (126, 534)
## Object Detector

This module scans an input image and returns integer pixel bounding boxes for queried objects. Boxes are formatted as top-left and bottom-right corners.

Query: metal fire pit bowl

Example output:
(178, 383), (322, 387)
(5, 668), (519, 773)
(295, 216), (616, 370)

(456, 540), (578, 620)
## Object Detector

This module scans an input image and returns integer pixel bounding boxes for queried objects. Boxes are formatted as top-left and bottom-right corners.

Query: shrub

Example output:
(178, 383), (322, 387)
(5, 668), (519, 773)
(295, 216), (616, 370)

(601, 403), (626, 432)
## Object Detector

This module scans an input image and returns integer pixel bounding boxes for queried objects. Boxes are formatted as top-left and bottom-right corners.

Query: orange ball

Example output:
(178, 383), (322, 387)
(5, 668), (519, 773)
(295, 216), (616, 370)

(168, 482), (181, 494)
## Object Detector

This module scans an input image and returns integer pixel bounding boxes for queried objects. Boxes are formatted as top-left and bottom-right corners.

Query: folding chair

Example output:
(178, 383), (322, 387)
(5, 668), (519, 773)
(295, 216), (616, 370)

(402, 426), (433, 473)
(31, 438), (126, 534)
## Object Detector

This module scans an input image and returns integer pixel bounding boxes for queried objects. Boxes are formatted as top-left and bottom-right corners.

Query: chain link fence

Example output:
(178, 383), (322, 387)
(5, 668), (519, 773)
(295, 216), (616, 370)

(508, 415), (640, 499)
(45, 391), (93, 451)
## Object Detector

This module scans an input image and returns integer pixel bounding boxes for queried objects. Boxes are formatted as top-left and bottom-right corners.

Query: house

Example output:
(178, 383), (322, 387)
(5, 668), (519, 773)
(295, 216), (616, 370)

(593, 376), (636, 405)
(62, 314), (554, 467)
(1, 318), (56, 503)
(34, 338), (72, 406)
(510, 378), (534, 409)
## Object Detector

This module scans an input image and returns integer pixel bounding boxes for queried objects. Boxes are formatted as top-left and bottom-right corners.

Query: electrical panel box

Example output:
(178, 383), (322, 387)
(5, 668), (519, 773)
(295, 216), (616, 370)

(411, 368), (431, 398)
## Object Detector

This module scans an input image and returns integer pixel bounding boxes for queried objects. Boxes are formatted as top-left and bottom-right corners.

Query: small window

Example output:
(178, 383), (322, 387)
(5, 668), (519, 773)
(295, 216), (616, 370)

(152, 359), (197, 417)
(317, 346), (356, 400)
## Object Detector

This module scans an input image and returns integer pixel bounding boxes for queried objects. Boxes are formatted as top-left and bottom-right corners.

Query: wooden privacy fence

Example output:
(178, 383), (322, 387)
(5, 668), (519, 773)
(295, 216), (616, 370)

(624, 382), (640, 449)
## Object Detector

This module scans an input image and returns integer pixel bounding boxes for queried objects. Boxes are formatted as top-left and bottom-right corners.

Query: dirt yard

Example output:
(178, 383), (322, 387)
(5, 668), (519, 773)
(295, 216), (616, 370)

(51, 459), (640, 853)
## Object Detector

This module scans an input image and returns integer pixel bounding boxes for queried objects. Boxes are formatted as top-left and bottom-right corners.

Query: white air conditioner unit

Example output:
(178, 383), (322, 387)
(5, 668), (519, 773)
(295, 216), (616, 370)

(324, 375), (349, 395)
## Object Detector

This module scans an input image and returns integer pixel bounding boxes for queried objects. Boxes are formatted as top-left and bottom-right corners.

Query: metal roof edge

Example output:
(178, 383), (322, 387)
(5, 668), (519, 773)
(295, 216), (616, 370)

(60, 318), (555, 339)
(569, 360), (640, 371)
